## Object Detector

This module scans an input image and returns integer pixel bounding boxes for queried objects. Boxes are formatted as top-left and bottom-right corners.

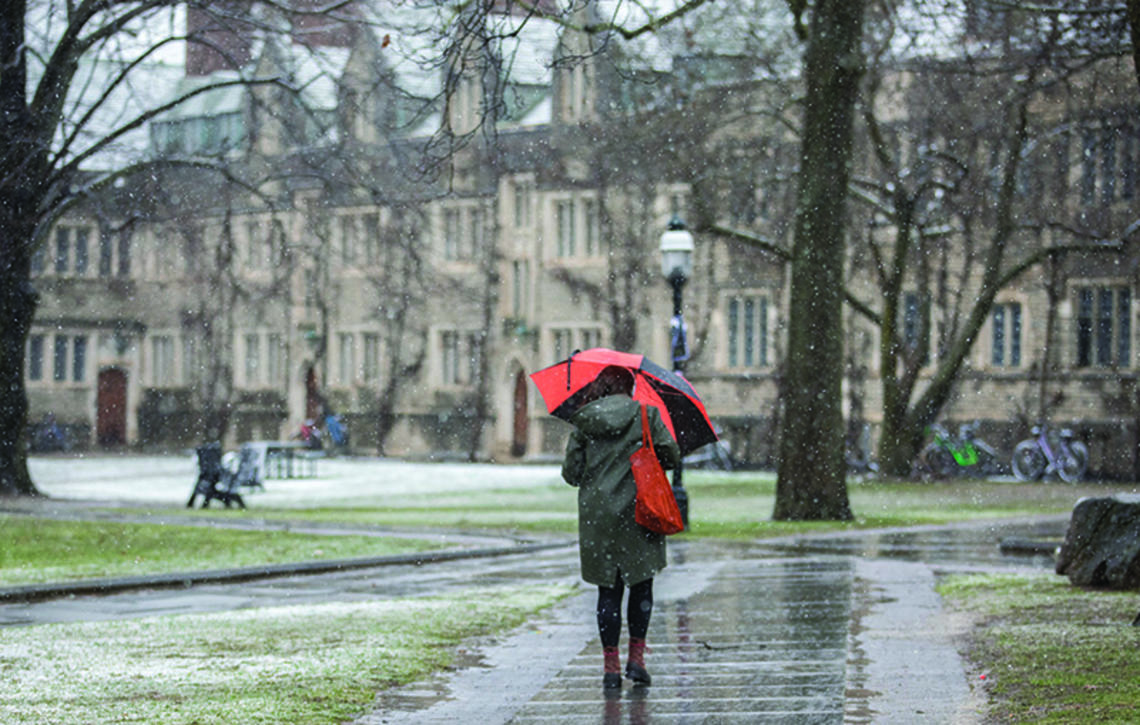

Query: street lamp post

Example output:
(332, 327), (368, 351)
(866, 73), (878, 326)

(659, 215), (694, 528)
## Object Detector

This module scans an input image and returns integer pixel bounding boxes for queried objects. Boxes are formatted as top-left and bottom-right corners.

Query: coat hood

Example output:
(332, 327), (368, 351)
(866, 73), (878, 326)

(569, 395), (640, 439)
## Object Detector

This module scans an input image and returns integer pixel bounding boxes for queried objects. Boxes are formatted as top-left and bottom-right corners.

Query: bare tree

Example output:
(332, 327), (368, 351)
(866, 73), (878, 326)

(366, 206), (430, 454)
(773, 0), (864, 521)
(714, 0), (1135, 493)
(0, 1), (339, 496)
(852, 1), (1135, 476)
(132, 175), (295, 445)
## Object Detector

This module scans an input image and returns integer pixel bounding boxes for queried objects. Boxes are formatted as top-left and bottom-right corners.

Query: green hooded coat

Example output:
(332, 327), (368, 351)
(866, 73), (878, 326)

(561, 395), (680, 587)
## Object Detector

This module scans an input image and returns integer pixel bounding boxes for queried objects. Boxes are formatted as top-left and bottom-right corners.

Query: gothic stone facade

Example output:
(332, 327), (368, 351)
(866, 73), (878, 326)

(24, 10), (1140, 478)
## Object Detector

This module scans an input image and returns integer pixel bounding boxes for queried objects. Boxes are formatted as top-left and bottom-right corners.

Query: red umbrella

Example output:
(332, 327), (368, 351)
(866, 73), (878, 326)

(529, 347), (718, 455)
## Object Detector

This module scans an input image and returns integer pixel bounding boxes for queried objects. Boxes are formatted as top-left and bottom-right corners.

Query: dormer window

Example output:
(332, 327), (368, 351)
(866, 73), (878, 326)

(558, 60), (593, 123)
(449, 73), (482, 135)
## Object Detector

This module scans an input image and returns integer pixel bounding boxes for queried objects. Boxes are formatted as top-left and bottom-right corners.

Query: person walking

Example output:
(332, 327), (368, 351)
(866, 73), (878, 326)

(561, 365), (680, 690)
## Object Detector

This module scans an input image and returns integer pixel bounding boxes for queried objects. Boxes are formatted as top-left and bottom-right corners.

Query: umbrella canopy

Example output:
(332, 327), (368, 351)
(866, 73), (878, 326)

(529, 347), (718, 455)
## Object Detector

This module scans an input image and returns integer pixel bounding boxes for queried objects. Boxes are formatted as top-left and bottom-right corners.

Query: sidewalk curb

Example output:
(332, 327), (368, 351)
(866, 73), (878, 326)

(0, 540), (575, 604)
(848, 558), (978, 724)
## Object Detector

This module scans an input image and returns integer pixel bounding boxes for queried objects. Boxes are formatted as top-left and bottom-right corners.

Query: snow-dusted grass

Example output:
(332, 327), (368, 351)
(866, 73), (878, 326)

(939, 573), (1140, 723)
(164, 471), (1113, 538)
(0, 516), (444, 587)
(30, 454), (579, 534)
(687, 473), (1130, 537)
(0, 583), (573, 724)
(237, 481), (580, 533)
(28, 454), (1129, 541)
(28, 454), (566, 508)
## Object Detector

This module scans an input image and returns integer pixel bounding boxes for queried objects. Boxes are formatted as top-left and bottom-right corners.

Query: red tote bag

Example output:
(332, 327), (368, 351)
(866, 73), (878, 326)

(630, 404), (684, 535)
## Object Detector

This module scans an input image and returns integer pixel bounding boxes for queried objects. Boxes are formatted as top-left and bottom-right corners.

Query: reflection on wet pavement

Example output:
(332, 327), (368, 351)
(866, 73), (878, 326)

(510, 555), (853, 723)
(758, 518), (1066, 569)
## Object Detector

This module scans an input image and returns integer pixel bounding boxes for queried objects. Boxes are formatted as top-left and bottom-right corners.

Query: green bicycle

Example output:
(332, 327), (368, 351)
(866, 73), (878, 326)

(917, 422), (1004, 479)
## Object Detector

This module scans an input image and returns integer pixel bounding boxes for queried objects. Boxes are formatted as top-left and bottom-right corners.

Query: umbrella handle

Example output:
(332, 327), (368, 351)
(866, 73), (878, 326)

(640, 404), (653, 448)
(566, 348), (581, 390)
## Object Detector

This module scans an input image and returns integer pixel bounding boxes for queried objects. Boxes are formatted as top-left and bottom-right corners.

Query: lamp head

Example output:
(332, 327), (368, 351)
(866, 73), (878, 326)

(659, 215), (694, 282)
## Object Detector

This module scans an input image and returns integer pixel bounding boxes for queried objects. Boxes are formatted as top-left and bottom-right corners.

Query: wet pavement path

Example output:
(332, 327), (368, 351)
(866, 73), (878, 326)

(0, 514), (1067, 723)
(0, 541), (580, 626)
(361, 518), (1065, 724)
(510, 555), (855, 724)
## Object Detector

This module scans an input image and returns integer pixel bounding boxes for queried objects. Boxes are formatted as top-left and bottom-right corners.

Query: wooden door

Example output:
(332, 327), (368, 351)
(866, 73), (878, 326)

(96, 368), (127, 446)
(305, 365), (320, 420)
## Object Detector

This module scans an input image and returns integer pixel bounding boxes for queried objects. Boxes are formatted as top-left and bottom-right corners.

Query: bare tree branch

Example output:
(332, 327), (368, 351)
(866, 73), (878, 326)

(706, 221), (882, 325)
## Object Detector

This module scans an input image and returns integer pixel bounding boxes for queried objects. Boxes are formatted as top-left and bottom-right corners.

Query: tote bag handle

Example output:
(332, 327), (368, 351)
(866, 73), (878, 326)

(630, 404), (684, 535)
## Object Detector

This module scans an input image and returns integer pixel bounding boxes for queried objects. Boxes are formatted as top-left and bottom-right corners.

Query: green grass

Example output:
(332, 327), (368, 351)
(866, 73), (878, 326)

(938, 572), (1140, 724)
(193, 472), (1120, 539)
(6, 471), (1123, 586)
(282, 481), (580, 531)
(681, 473), (1078, 537)
(0, 515), (445, 587)
(0, 583), (574, 724)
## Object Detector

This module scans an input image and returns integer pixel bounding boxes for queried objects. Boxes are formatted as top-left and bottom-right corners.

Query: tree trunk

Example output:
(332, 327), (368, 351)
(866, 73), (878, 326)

(467, 208), (500, 462)
(1127, 0), (1140, 93)
(877, 406), (924, 478)
(774, 0), (864, 521)
(0, 209), (42, 498)
(1, 2), (44, 496)
(1037, 257), (1062, 423)
(874, 199), (917, 478)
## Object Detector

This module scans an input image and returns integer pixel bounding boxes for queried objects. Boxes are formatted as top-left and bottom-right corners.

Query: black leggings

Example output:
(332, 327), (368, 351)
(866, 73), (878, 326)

(597, 574), (653, 648)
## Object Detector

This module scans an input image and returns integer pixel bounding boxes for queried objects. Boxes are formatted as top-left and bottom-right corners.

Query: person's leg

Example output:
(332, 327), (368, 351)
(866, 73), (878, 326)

(597, 576), (624, 689)
(626, 577), (653, 640)
(597, 579), (624, 647)
(625, 577), (654, 685)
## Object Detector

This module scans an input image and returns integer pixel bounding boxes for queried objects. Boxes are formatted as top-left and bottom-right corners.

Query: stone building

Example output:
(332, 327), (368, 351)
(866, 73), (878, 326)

(23, 3), (1140, 477)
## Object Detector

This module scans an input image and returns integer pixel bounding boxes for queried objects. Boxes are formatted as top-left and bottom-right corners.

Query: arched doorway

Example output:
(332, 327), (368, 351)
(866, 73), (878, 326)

(305, 365), (321, 419)
(511, 370), (528, 457)
(96, 368), (128, 447)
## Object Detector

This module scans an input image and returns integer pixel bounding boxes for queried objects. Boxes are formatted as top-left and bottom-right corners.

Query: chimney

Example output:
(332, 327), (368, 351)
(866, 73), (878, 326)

(289, 0), (360, 48)
(185, 2), (255, 76)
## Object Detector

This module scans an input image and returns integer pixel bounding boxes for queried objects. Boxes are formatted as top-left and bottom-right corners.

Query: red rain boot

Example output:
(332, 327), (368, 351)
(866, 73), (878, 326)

(626, 638), (651, 686)
(603, 646), (622, 689)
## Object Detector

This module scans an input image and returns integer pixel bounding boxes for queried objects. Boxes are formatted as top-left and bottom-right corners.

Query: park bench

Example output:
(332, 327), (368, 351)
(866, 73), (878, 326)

(186, 442), (248, 509)
(235, 443), (267, 491)
(231, 444), (265, 491)
(246, 441), (318, 478)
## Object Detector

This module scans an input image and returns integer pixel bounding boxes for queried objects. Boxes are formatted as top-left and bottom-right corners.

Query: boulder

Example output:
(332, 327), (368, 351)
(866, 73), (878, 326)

(1056, 494), (1140, 590)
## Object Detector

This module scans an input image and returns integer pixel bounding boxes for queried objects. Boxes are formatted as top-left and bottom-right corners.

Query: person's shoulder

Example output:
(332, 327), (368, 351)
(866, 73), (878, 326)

(604, 395), (641, 415)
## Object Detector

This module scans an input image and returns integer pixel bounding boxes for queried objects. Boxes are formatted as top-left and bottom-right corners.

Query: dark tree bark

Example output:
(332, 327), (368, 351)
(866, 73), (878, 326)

(1128, 0), (1140, 92)
(774, 0), (865, 521)
(1, 0), (43, 496)
(467, 206), (501, 462)
(371, 211), (429, 455)
(0, 217), (41, 498)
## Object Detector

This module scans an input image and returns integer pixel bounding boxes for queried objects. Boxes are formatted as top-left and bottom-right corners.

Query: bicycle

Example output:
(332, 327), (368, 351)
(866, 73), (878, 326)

(917, 422), (1003, 479)
(1011, 424), (1089, 483)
